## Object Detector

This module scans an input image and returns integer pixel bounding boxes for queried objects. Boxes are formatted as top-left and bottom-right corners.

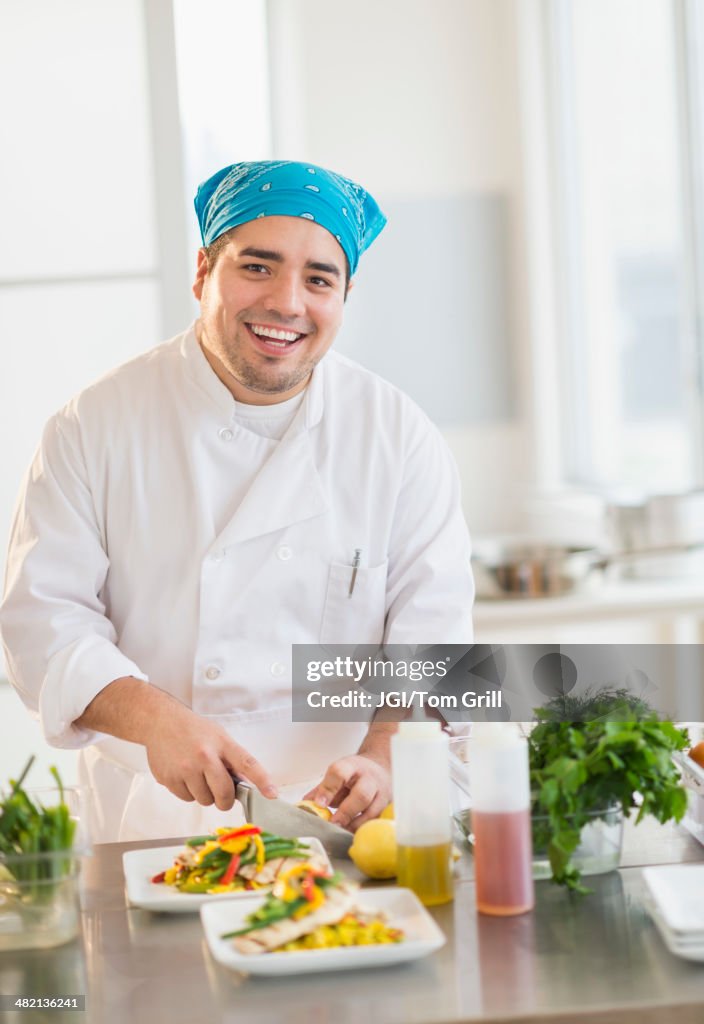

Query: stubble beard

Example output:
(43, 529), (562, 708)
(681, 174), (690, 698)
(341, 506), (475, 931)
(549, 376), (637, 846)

(203, 317), (319, 396)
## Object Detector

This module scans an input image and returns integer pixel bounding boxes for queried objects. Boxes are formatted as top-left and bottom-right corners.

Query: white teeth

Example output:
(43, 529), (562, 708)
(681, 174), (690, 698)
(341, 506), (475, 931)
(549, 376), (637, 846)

(250, 325), (302, 342)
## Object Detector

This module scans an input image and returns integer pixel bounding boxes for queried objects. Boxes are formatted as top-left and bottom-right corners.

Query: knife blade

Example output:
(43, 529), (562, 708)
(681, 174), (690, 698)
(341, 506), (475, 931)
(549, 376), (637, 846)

(234, 780), (354, 859)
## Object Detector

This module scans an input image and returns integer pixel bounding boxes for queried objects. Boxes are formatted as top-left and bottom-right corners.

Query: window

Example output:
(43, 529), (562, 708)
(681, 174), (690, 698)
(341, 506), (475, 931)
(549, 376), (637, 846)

(0, 0), (164, 603)
(546, 0), (704, 492)
(172, 0), (272, 258)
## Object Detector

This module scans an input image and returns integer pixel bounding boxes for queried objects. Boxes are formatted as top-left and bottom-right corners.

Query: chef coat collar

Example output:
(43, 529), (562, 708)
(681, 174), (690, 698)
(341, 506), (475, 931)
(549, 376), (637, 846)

(180, 322), (324, 433)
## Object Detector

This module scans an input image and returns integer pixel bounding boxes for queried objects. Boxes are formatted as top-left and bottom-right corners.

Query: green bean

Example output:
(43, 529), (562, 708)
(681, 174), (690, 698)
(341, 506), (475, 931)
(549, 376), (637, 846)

(262, 843), (310, 859)
(198, 848), (229, 869)
(184, 834), (217, 847)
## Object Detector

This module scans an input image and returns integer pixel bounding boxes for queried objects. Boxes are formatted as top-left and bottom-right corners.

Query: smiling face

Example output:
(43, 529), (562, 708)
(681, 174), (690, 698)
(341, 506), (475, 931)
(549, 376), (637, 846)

(192, 216), (350, 405)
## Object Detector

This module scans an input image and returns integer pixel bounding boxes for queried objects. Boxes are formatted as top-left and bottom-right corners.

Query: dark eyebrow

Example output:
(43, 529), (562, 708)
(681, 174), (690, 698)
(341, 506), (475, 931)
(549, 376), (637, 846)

(238, 246), (341, 280)
(305, 260), (341, 279)
(239, 246), (283, 262)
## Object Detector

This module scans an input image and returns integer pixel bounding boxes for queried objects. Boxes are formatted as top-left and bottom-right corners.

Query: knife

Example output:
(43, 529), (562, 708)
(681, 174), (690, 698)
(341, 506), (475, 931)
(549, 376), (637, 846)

(234, 779), (354, 859)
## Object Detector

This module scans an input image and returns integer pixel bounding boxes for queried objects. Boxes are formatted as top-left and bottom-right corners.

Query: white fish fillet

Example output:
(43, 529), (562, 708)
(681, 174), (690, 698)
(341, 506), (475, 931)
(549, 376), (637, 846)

(239, 851), (327, 884)
(233, 883), (357, 955)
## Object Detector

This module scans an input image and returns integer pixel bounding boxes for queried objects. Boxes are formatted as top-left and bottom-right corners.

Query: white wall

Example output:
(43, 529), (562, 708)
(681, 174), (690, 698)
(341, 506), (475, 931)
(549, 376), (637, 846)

(267, 0), (535, 534)
(0, 0), (162, 619)
(0, 683), (78, 788)
(0, 1), (176, 773)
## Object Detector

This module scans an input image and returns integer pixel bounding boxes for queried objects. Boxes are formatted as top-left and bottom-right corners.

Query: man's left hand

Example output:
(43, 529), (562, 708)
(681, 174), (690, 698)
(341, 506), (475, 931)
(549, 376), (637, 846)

(303, 752), (392, 832)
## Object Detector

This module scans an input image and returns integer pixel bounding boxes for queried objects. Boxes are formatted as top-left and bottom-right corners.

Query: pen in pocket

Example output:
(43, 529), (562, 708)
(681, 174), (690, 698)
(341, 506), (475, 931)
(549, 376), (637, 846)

(348, 548), (362, 597)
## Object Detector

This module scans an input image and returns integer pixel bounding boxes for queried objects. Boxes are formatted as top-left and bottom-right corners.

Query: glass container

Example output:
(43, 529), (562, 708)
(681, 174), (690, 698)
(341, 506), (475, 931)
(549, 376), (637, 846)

(0, 786), (89, 951)
(454, 803), (624, 881)
(530, 805), (624, 880)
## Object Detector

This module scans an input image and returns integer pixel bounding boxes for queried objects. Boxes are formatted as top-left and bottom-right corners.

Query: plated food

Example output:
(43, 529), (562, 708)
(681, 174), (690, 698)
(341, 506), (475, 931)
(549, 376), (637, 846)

(122, 832), (331, 912)
(150, 824), (325, 895)
(201, 882), (445, 976)
(222, 862), (403, 954)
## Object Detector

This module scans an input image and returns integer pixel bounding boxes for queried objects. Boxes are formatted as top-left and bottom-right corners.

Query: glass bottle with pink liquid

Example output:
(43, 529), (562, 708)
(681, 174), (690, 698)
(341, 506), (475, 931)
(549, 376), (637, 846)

(469, 723), (534, 916)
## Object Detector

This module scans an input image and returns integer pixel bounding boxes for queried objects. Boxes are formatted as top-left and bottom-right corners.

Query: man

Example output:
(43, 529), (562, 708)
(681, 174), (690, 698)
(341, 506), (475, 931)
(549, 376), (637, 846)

(1, 161), (474, 842)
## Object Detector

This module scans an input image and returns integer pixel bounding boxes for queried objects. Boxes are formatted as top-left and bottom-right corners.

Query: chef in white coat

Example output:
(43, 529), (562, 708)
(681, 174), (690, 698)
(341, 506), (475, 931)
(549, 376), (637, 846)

(1, 160), (474, 842)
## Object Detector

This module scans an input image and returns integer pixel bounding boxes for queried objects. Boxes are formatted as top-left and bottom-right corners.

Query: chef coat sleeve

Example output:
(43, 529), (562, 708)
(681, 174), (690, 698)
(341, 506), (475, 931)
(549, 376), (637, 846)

(384, 415), (474, 644)
(0, 412), (148, 748)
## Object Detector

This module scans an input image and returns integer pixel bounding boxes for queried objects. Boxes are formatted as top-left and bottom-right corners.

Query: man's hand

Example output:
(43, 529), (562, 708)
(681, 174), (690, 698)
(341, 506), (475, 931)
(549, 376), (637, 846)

(145, 700), (278, 809)
(75, 676), (278, 809)
(303, 754), (391, 831)
(303, 723), (396, 831)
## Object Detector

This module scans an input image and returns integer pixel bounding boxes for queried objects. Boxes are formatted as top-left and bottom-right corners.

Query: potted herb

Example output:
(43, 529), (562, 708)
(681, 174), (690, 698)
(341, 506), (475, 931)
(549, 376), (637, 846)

(529, 688), (689, 893)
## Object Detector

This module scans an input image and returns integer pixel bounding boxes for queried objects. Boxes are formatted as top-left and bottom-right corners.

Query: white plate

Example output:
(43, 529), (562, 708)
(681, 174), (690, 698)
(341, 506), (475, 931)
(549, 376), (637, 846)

(644, 895), (704, 962)
(200, 887), (445, 975)
(642, 865), (704, 936)
(123, 837), (331, 913)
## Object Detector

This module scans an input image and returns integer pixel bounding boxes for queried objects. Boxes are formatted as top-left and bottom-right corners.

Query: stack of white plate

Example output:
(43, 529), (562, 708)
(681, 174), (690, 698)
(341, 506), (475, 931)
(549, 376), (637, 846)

(642, 865), (704, 961)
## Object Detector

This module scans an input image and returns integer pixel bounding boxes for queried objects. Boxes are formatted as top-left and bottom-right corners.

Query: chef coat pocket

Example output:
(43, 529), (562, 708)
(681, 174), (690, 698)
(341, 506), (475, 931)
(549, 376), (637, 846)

(320, 558), (389, 644)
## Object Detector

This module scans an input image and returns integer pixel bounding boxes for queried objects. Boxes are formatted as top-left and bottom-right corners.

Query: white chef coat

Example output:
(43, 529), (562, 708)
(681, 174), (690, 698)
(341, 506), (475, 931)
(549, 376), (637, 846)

(1, 324), (474, 842)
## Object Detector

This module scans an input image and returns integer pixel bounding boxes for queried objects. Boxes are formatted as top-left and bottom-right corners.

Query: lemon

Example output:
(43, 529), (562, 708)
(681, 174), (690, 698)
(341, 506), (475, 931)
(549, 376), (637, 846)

(349, 819), (397, 879)
(379, 802), (395, 820)
(296, 799), (333, 822)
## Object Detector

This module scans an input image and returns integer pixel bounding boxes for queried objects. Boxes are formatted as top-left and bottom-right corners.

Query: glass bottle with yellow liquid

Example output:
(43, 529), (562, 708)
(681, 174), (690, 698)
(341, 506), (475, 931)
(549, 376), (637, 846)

(392, 721), (454, 907)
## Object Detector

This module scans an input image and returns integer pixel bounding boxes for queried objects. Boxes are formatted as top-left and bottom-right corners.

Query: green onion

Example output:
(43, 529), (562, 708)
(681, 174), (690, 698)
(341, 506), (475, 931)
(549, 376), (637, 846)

(0, 760), (77, 902)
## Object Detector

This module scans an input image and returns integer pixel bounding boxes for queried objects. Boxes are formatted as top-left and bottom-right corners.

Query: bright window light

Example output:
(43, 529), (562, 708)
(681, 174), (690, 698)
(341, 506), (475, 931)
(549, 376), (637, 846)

(173, 0), (272, 254)
(551, 0), (693, 491)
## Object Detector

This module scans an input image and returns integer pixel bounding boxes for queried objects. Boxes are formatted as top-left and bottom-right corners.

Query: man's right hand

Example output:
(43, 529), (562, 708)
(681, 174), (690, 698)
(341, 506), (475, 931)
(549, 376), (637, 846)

(75, 676), (278, 810)
(145, 699), (278, 810)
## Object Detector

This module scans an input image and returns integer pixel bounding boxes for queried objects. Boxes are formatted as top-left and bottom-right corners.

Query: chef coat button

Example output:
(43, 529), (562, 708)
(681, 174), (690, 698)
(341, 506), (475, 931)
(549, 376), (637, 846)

(277, 545), (293, 561)
(205, 665), (221, 681)
(270, 661), (286, 677)
(219, 427), (234, 442)
(211, 549), (225, 562)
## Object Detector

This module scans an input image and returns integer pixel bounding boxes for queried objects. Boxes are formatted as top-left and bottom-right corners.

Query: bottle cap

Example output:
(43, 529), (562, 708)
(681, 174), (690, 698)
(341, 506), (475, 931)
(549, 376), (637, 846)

(472, 722), (522, 747)
(469, 723), (530, 812)
(397, 721), (442, 740)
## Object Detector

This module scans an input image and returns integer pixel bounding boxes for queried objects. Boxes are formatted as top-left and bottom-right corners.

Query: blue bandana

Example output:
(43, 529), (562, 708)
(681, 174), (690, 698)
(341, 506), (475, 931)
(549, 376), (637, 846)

(194, 161), (386, 276)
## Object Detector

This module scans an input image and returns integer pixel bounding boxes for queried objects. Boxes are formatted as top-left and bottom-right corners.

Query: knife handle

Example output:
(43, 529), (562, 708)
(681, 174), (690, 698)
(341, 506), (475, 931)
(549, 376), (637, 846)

(229, 773), (254, 817)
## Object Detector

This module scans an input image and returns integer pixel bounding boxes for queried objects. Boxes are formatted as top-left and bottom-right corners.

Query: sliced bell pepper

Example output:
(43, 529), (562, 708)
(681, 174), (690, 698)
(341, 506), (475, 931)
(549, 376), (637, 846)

(309, 864), (330, 879)
(179, 879), (214, 893)
(220, 835), (252, 855)
(251, 833), (266, 872)
(220, 852), (241, 886)
(292, 884), (325, 918)
(151, 871), (166, 884)
(217, 825), (262, 843)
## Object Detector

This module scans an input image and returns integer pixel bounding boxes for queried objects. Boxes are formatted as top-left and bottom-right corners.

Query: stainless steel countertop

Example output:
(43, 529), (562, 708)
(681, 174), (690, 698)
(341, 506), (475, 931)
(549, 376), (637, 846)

(3, 816), (704, 1024)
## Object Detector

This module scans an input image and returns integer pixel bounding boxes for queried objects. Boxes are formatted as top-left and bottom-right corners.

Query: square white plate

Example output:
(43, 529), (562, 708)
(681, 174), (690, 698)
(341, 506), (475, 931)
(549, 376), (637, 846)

(200, 887), (446, 975)
(123, 837), (331, 913)
(643, 894), (704, 962)
(642, 865), (704, 936)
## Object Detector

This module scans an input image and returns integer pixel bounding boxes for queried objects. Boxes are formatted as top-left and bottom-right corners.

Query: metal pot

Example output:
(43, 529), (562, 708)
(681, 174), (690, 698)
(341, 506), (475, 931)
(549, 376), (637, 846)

(472, 540), (605, 600)
(606, 491), (704, 553)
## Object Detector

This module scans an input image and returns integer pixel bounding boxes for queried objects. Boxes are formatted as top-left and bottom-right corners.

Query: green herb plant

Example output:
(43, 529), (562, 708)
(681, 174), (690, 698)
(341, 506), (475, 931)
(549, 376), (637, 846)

(529, 688), (689, 894)
(0, 756), (78, 902)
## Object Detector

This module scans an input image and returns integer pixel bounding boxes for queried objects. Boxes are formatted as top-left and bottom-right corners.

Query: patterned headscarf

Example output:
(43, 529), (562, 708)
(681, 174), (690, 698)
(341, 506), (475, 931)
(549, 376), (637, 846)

(194, 161), (386, 276)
